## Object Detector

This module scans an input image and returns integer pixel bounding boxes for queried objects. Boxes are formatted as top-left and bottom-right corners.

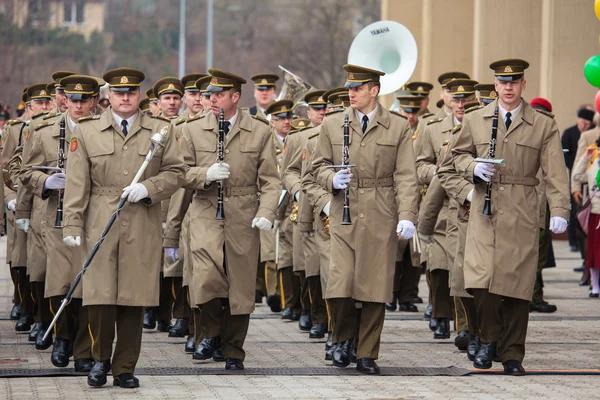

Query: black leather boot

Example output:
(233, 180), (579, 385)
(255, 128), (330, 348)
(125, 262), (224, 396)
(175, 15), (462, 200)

(35, 324), (53, 350)
(398, 302), (418, 312)
(143, 307), (157, 329)
(324, 332), (334, 360)
(473, 342), (497, 369)
(168, 318), (189, 337)
(15, 314), (34, 332)
(309, 323), (326, 339)
(281, 307), (294, 320)
(10, 303), (21, 320)
(87, 360), (111, 387)
(385, 293), (398, 311)
(298, 310), (312, 331)
(266, 294), (282, 313)
(50, 338), (71, 368)
(156, 319), (172, 332)
(28, 322), (41, 341)
(356, 358), (380, 375)
(74, 358), (94, 372)
(424, 303), (432, 320)
(467, 336), (481, 361)
(332, 338), (353, 368)
(193, 337), (215, 360)
(185, 335), (195, 353)
(454, 330), (472, 351)
(212, 336), (225, 362)
(225, 358), (244, 370)
(113, 373), (140, 388)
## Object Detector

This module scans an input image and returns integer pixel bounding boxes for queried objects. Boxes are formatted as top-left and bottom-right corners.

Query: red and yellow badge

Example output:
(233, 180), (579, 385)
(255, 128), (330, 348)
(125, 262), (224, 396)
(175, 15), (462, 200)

(283, 144), (288, 155)
(302, 149), (306, 161)
(70, 137), (78, 152)
(176, 131), (183, 144)
(24, 128), (30, 142)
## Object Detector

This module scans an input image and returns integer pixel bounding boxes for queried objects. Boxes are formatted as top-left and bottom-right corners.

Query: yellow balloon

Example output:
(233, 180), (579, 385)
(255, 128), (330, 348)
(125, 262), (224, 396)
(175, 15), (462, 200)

(596, 0), (600, 21)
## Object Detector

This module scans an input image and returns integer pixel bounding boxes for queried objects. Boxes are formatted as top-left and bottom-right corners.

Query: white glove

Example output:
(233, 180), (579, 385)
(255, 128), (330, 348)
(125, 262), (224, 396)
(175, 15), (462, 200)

(63, 236), (81, 247)
(396, 220), (415, 240)
(252, 217), (272, 231)
(16, 219), (29, 233)
(165, 248), (179, 261)
(419, 233), (434, 244)
(44, 173), (66, 190)
(332, 169), (352, 190)
(549, 216), (568, 234)
(466, 189), (473, 203)
(122, 183), (149, 203)
(206, 162), (230, 183)
(474, 163), (495, 182)
(7, 199), (16, 211)
(301, 231), (314, 238)
(294, 191), (300, 202)
(273, 219), (281, 231)
(322, 201), (331, 217)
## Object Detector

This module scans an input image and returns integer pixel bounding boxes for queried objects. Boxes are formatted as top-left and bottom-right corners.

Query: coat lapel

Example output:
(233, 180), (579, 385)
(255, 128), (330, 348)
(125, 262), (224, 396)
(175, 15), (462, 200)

(363, 104), (389, 138)
(225, 107), (250, 148)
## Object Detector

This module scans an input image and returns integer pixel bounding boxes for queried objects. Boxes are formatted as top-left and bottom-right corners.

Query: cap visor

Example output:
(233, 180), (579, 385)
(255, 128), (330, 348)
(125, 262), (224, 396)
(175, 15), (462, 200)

(66, 94), (92, 101)
(400, 107), (419, 113)
(206, 85), (228, 93)
(111, 86), (139, 92)
(496, 74), (523, 82)
(344, 81), (364, 88)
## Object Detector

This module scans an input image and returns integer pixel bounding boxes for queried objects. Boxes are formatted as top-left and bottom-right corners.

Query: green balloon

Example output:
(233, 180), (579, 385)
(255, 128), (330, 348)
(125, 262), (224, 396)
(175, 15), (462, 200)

(584, 55), (600, 88)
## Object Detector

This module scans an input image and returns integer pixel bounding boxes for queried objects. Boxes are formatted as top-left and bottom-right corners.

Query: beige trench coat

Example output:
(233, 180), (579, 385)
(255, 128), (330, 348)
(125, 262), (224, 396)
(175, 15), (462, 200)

(22, 115), (84, 297)
(180, 108), (280, 315)
(452, 100), (570, 301)
(62, 109), (185, 307)
(312, 105), (419, 303)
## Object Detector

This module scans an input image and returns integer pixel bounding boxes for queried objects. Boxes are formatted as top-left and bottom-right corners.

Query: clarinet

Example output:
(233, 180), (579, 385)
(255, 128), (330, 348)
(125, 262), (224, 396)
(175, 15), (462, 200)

(481, 103), (499, 216)
(215, 108), (225, 220)
(54, 118), (66, 227)
(342, 114), (351, 225)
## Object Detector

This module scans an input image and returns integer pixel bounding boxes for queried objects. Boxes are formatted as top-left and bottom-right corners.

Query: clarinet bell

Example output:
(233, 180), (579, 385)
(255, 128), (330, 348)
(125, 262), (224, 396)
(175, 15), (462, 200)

(54, 209), (63, 228)
(341, 207), (352, 225)
(481, 199), (492, 216)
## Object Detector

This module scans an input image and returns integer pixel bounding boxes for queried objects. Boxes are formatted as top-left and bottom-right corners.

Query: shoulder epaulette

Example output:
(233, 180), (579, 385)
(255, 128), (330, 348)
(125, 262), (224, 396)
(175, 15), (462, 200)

(535, 109), (554, 119)
(8, 119), (23, 126)
(465, 105), (483, 114)
(252, 114), (269, 125)
(78, 115), (99, 123)
(308, 131), (320, 140)
(35, 120), (55, 131)
(32, 111), (48, 120)
(43, 110), (59, 120)
(241, 107), (250, 112)
(451, 124), (462, 134)
(390, 110), (408, 119)
(420, 112), (434, 119)
(152, 115), (171, 123)
(325, 109), (343, 117)
(187, 113), (205, 123)
(287, 129), (298, 135)
(175, 117), (188, 126)
(427, 117), (444, 125)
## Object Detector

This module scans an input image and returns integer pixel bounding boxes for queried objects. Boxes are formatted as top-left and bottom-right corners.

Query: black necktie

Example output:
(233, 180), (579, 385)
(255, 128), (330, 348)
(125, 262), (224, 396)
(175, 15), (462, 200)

(224, 121), (231, 135)
(505, 112), (512, 130)
(121, 120), (128, 136)
(361, 115), (368, 133)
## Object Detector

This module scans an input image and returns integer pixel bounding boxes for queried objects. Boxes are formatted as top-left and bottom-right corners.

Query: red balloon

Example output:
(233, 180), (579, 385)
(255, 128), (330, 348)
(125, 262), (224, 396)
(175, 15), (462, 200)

(596, 90), (600, 113)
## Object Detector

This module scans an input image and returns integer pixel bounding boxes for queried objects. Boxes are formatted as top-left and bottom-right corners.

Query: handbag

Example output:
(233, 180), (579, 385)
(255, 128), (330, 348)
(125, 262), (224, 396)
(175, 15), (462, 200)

(577, 190), (597, 235)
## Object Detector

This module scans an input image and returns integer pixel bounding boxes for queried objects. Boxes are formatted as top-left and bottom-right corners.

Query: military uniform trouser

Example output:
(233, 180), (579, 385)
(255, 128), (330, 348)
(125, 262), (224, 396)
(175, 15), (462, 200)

(49, 297), (92, 360)
(199, 298), (250, 361)
(192, 308), (203, 348)
(264, 260), (279, 296)
(306, 276), (328, 324)
(172, 278), (191, 319)
(10, 267), (19, 304)
(14, 266), (34, 316)
(279, 266), (301, 313)
(392, 255), (421, 304)
(533, 206), (552, 305)
(455, 296), (479, 336)
(472, 289), (529, 363)
(296, 270), (311, 311)
(430, 269), (452, 319)
(329, 298), (386, 360)
(256, 260), (267, 296)
(31, 281), (52, 324)
(156, 273), (174, 322)
(88, 305), (144, 376)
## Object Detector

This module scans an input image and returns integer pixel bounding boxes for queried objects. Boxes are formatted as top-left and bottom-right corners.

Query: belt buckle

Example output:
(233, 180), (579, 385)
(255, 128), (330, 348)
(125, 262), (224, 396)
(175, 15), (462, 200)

(499, 175), (506, 184)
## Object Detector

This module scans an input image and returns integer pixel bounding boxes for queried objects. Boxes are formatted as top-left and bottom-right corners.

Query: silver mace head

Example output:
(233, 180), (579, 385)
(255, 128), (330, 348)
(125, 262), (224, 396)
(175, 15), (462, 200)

(150, 126), (168, 149)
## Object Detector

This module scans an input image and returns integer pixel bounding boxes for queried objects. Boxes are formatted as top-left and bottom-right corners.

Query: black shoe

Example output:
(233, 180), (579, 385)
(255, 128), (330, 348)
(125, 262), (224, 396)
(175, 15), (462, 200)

(414, 296), (423, 304)
(185, 335), (195, 353)
(589, 293), (599, 298)
(580, 279), (591, 286)
(15, 314), (34, 332)
(332, 338), (353, 368)
(324, 332), (334, 360)
(454, 330), (472, 350)
(51, 338), (71, 368)
(424, 303), (432, 320)
(143, 307), (157, 330)
(473, 342), (497, 369)
(157, 320), (172, 332)
(28, 322), (41, 341)
(113, 373), (140, 388)
(212, 336), (225, 362)
(74, 358), (94, 372)
(385, 293), (398, 311)
(428, 318), (438, 332)
(266, 294), (282, 313)
(398, 302), (418, 312)
(168, 319), (189, 337)
(193, 337), (215, 360)
(433, 318), (450, 339)
(87, 360), (111, 387)
(35, 324), (53, 350)
(573, 265), (585, 272)
(529, 301), (557, 313)
(10, 303), (21, 320)
(467, 336), (481, 361)
(570, 245), (578, 252)
(281, 307), (294, 320)
(292, 312), (301, 321)
(225, 358), (244, 370)
(309, 323), (326, 339)
(298, 310), (312, 331)
(255, 290), (263, 303)
(350, 346), (357, 364)
(356, 358), (380, 375)
(503, 360), (526, 376)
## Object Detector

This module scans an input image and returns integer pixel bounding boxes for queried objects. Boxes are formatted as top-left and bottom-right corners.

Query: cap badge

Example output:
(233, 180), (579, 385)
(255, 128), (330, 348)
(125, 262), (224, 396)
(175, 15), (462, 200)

(120, 76), (129, 84)
(168, 83), (175, 89)
(211, 78), (218, 85)
(261, 79), (268, 84)
(74, 83), (83, 91)
(490, 91), (497, 98)
(348, 72), (354, 80)
(317, 96), (324, 102)
(417, 86), (423, 91)
(40, 90), (47, 96)
(298, 121), (305, 127)
(504, 66), (513, 73)
(457, 86), (464, 92)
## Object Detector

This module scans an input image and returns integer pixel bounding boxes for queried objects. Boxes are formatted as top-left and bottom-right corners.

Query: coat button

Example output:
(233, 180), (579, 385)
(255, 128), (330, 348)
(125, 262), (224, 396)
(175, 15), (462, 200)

(499, 186), (504, 191)
(123, 170), (128, 175)
(498, 210), (504, 215)
(360, 166), (365, 171)
(361, 142), (366, 147)
(123, 145), (128, 150)
(224, 198), (229, 202)
(122, 221), (127, 226)
(359, 213), (364, 218)
(502, 163), (507, 168)
(225, 149), (230, 154)
(504, 139), (508, 143)
(359, 189), (364, 194)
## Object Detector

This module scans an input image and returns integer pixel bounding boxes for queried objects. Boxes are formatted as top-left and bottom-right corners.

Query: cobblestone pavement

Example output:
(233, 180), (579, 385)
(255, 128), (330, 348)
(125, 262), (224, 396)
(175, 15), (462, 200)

(0, 238), (598, 399)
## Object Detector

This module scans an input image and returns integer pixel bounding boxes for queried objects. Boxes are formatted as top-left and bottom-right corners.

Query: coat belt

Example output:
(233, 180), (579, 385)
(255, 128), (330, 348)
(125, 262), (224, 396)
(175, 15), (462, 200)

(491, 175), (539, 186)
(195, 185), (258, 197)
(351, 177), (394, 188)
(90, 186), (123, 195)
